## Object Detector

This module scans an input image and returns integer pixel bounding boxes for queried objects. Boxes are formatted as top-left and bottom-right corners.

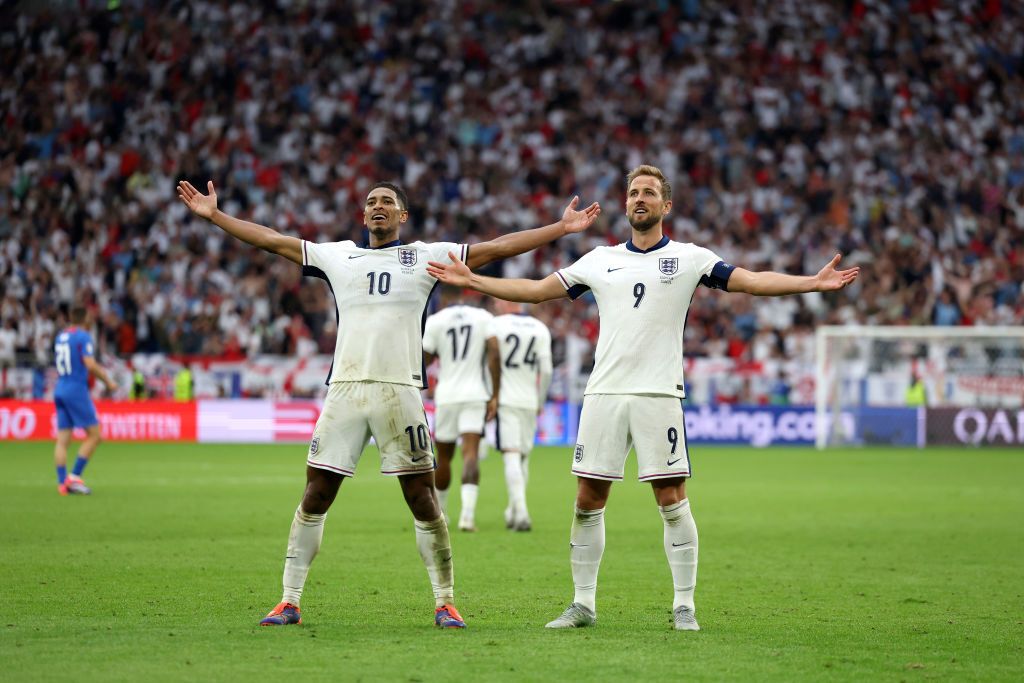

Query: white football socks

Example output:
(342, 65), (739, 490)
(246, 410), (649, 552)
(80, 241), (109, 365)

(503, 451), (528, 520)
(459, 483), (478, 527)
(282, 506), (326, 606)
(570, 507), (605, 612)
(436, 486), (450, 516)
(414, 516), (455, 607)
(660, 499), (698, 611)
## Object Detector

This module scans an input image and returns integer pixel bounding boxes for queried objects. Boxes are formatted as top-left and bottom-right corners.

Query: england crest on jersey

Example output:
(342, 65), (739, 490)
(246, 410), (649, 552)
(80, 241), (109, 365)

(574, 444), (585, 463)
(309, 436), (320, 456)
(398, 248), (418, 267)
(659, 258), (678, 275)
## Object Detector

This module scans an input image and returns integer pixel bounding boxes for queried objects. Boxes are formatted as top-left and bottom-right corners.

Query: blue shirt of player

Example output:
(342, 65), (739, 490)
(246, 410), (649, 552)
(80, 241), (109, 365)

(54, 327), (94, 392)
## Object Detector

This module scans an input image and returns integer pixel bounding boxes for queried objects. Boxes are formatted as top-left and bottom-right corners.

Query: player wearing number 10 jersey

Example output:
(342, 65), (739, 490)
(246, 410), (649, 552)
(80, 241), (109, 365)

(177, 177), (600, 629)
(427, 164), (859, 631)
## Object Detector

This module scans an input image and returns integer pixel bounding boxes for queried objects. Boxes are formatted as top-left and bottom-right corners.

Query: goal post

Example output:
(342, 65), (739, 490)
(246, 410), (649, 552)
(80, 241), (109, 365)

(814, 326), (1024, 449)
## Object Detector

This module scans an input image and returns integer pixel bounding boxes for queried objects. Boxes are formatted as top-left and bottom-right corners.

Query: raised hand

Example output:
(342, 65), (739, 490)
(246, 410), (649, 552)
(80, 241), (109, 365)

(427, 251), (474, 286)
(815, 254), (860, 291)
(560, 195), (601, 234)
(177, 180), (218, 220)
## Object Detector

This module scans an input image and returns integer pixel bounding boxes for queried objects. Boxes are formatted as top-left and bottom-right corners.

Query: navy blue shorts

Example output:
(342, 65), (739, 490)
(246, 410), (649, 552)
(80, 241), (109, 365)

(54, 388), (99, 430)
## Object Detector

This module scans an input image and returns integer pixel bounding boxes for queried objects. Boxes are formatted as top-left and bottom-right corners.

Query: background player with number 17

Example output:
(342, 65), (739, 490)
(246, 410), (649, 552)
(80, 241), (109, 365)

(422, 286), (501, 532)
(427, 164), (859, 631)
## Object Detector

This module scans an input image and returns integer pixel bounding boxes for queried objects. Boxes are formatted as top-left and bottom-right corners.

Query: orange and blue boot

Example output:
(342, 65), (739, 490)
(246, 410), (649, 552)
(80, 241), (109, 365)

(260, 602), (301, 626)
(434, 604), (466, 629)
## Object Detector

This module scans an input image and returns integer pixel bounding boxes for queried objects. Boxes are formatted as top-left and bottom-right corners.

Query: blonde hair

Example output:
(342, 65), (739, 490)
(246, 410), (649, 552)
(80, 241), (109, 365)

(626, 165), (672, 201)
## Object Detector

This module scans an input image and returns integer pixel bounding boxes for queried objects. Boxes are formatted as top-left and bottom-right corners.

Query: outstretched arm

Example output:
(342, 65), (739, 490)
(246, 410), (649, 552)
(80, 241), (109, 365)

(728, 254), (859, 295)
(427, 252), (568, 303)
(465, 196), (600, 269)
(177, 180), (302, 265)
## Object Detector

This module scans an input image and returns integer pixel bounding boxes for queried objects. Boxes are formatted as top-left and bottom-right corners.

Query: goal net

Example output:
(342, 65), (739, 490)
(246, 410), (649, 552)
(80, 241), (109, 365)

(814, 326), (1024, 448)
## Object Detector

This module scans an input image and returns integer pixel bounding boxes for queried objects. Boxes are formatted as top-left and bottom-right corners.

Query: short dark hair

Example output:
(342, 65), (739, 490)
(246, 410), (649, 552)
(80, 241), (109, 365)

(368, 182), (409, 211)
(626, 164), (672, 202)
(69, 305), (87, 324)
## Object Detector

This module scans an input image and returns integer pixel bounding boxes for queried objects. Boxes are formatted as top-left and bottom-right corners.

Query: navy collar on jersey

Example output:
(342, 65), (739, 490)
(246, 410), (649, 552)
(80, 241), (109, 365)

(364, 239), (403, 249)
(625, 235), (670, 253)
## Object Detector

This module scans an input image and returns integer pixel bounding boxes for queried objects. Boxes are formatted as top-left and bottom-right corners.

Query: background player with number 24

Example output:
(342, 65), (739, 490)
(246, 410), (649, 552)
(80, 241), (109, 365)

(428, 164), (859, 631)
(488, 300), (553, 532)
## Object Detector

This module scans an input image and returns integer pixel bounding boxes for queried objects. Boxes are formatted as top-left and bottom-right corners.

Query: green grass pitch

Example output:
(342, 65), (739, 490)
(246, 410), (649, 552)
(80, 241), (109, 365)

(2, 441), (1022, 681)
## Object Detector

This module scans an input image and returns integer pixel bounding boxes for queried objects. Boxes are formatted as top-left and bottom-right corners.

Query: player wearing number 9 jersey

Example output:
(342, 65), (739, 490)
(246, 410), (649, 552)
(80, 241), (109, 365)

(426, 164), (859, 631)
(177, 176), (601, 629)
(52, 305), (116, 496)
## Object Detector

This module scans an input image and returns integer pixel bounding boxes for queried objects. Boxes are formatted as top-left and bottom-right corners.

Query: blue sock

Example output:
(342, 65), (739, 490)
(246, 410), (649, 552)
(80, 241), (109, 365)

(57, 465), (67, 485)
(72, 455), (89, 477)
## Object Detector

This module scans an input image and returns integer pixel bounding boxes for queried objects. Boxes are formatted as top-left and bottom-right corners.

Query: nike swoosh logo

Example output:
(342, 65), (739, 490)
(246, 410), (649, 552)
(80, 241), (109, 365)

(667, 458), (682, 466)
(412, 454), (429, 462)
(348, 254), (367, 259)
(285, 556), (298, 559)
(671, 542), (693, 548)
(442, 554), (452, 563)
(607, 267), (624, 272)
(569, 542), (588, 548)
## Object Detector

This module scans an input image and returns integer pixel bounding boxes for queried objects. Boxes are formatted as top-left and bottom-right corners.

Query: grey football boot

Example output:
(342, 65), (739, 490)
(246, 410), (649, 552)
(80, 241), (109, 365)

(545, 602), (597, 629)
(673, 606), (700, 631)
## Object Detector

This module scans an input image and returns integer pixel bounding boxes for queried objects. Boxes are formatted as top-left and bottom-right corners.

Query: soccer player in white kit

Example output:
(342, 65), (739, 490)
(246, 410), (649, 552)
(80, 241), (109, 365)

(176, 178), (600, 629)
(422, 287), (500, 532)
(487, 300), (553, 531)
(427, 164), (859, 631)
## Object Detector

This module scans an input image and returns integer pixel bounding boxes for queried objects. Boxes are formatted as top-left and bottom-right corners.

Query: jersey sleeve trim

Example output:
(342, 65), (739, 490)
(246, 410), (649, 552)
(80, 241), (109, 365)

(301, 242), (328, 281)
(303, 264), (328, 281)
(555, 271), (591, 300)
(699, 261), (734, 291)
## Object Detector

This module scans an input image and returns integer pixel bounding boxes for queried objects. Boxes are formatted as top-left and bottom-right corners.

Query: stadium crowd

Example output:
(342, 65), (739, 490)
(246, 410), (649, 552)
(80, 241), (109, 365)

(2, 0), (1023, 388)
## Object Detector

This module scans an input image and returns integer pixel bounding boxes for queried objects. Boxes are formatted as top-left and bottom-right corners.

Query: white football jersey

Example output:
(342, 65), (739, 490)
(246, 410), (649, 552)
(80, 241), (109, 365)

(302, 239), (468, 387)
(556, 236), (733, 398)
(487, 313), (553, 411)
(422, 304), (495, 404)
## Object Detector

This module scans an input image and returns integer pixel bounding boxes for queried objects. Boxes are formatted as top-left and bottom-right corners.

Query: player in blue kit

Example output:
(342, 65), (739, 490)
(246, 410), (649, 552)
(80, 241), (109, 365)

(53, 306), (117, 496)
